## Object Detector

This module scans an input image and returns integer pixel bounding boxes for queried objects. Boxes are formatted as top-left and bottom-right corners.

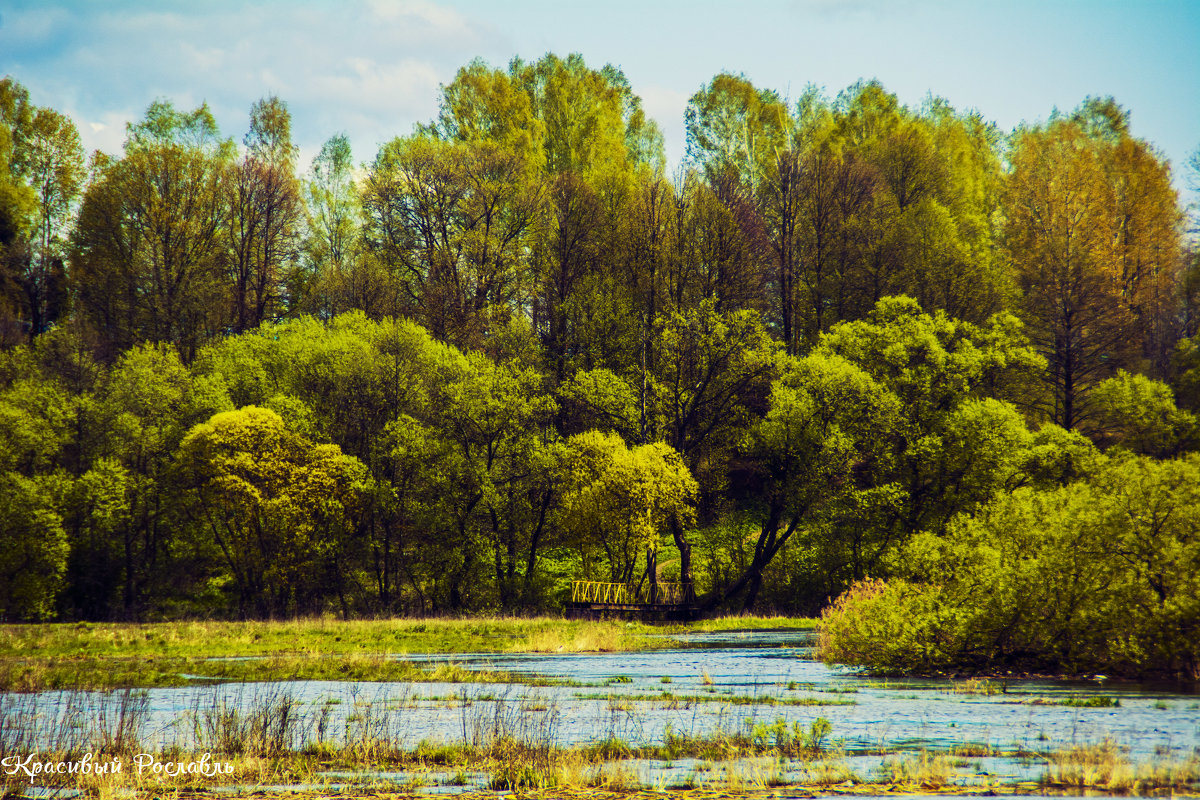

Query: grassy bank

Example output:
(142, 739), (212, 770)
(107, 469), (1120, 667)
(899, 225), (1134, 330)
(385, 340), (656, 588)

(0, 616), (816, 692)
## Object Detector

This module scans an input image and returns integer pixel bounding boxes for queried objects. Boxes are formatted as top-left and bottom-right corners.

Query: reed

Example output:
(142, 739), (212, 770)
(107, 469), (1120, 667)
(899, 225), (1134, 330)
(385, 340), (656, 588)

(1041, 739), (1200, 794)
(4, 678), (1194, 797)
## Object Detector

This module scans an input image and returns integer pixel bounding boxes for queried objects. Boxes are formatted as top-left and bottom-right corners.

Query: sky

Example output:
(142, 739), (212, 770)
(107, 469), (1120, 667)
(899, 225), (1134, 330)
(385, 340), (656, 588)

(2, 0), (1198, 204)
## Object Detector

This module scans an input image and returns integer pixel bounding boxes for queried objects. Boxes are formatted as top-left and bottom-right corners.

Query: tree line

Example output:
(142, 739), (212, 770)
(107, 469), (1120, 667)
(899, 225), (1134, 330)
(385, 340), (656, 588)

(1, 56), (1198, 645)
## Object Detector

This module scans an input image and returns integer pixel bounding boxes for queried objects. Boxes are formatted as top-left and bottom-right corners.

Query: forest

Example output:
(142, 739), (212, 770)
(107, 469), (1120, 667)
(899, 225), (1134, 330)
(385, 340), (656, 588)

(1, 54), (1198, 678)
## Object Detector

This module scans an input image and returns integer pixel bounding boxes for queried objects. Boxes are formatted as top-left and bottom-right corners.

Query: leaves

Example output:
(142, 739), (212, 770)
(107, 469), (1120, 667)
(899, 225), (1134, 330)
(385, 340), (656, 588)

(177, 405), (370, 617)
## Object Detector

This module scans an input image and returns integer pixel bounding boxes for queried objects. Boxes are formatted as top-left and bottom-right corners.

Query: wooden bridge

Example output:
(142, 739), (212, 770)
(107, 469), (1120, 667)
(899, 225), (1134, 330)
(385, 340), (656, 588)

(567, 580), (697, 619)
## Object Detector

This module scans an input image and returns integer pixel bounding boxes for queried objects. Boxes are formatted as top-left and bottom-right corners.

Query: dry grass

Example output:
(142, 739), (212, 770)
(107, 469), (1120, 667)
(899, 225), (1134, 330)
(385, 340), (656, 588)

(0, 615), (818, 691)
(1041, 739), (1200, 795)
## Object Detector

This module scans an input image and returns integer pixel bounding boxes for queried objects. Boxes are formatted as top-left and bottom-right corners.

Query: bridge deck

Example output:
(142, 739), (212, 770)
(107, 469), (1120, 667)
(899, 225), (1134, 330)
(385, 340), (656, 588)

(567, 580), (698, 619)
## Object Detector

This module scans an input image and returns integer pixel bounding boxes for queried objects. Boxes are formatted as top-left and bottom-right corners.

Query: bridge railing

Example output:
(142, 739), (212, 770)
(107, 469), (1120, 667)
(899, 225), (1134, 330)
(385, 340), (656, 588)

(570, 580), (694, 606)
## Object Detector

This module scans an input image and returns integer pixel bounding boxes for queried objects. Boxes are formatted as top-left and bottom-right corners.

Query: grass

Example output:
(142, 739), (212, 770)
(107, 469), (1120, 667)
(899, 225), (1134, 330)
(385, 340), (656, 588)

(1041, 739), (1200, 794)
(0, 651), (538, 692)
(1, 615), (820, 660)
(948, 677), (1004, 695)
(3, 683), (1196, 798)
(573, 690), (855, 707)
(877, 750), (958, 789)
(0, 615), (819, 692)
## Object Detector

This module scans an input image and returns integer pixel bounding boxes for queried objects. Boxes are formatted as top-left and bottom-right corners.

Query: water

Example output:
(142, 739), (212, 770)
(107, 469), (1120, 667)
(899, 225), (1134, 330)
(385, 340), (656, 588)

(6, 629), (1199, 793)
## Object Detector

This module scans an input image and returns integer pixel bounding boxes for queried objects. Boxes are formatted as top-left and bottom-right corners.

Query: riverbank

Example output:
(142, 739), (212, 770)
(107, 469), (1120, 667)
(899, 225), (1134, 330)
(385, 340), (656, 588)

(0, 616), (817, 691)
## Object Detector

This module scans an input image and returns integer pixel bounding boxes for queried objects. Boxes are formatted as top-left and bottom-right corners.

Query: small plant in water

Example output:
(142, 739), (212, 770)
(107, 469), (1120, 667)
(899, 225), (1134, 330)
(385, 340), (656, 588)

(1058, 696), (1120, 708)
(950, 677), (1002, 695)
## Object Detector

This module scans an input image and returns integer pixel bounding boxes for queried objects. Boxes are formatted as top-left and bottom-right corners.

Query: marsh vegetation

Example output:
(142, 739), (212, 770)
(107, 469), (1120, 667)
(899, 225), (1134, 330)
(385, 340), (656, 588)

(2, 625), (1197, 798)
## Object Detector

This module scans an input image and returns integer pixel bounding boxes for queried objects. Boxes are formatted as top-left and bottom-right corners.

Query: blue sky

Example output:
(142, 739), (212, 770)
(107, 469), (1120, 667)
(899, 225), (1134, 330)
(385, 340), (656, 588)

(2, 0), (1198, 203)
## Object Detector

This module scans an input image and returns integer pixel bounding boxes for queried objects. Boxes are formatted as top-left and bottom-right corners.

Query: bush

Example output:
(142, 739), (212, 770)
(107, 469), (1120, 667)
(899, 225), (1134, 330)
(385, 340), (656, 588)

(818, 454), (1200, 680)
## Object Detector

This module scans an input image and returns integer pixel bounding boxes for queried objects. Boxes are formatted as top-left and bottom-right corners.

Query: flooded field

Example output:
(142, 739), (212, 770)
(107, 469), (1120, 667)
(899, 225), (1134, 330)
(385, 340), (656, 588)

(5, 629), (1199, 795)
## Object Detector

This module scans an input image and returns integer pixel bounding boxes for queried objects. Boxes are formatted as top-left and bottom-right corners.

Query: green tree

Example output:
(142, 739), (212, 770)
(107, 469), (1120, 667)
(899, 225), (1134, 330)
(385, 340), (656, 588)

(0, 367), (72, 619)
(20, 106), (83, 337)
(0, 471), (67, 620)
(723, 350), (899, 610)
(428, 59), (545, 174)
(0, 79), (80, 343)
(561, 431), (697, 591)
(86, 343), (230, 617)
(1004, 106), (1182, 430)
(72, 102), (232, 359)
(177, 405), (370, 618)
(722, 297), (1044, 611)
(685, 73), (788, 188)
(821, 454), (1200, 680)
(511, 53), (661, 180)
(1090, 370), (1197, 456)
(362, 135), (541, 350)
(226, 96), (302, 332)
(298, 134), (360, 315)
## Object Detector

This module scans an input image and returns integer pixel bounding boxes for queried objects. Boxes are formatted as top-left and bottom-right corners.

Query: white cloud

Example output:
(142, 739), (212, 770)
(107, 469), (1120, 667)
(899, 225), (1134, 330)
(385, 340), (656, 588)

(76, 110), (135, 156)
(366, 0), (476, 37)
(1, 0), (505, 160)
(0, 6), (71, 42)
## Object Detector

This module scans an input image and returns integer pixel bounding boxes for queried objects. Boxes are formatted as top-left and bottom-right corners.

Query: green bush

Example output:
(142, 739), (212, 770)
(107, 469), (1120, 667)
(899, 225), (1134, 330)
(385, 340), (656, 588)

(818, 454), (1200, 680)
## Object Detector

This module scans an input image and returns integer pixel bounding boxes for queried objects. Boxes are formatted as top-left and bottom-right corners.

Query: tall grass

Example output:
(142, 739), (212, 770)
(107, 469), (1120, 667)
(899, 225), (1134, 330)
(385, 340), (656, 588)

(4, 680), (1196, 797)
(1041, 739), (1200, 794)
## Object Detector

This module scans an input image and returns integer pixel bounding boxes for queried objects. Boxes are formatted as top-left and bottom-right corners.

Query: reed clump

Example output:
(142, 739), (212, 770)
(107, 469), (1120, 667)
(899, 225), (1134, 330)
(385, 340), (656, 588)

(878, 750), (957, 789)
(1041, 739), (1200, 794)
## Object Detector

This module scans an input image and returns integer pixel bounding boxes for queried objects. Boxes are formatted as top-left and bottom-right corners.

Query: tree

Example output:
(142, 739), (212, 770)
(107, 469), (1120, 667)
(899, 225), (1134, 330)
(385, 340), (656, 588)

(177, 405), (370, 618)
(0, 471), (67, 620)
(421, 347), (560, 609)
(227, 96), (302, 332)
(655, 302), (780, 474)
(71, 101), (232, 359)
(85, 343), (230, 618)
(0, 78), (38, 344)
(299, 134), (360, 315)
(724, 350), (899, 610)
(721, 297), (1044, 611)
(428, 59), (545, 174)
(1090, 370), (1197, 457)
(20, 106), (83, 337)
(685, 73), (787, 188)
(511, 53), (661, 180)
(0, 79), (81, 342)
(362, 135), (540, 350)
(531, 171), (604, 386)
(821, 454), (1200, 680)
(0, 367), (72, 620)
(669, 171), (769, 315)
(561, 431), (697, 590)
(1004, 108), (1183, 430)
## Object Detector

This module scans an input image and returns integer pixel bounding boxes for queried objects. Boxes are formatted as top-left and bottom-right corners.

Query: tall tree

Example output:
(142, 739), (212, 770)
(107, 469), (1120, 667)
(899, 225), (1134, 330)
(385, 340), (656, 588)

(227, 96), (302, 332)
(299, 134), (361, 315)
(71, 101), (232, 360)
(177, 405), (370, 618)
(0, 79), (82, 343)
(685, 73), (788, 188)
(363, 135), (540, 350)
(1004, 110), (1181, 431)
